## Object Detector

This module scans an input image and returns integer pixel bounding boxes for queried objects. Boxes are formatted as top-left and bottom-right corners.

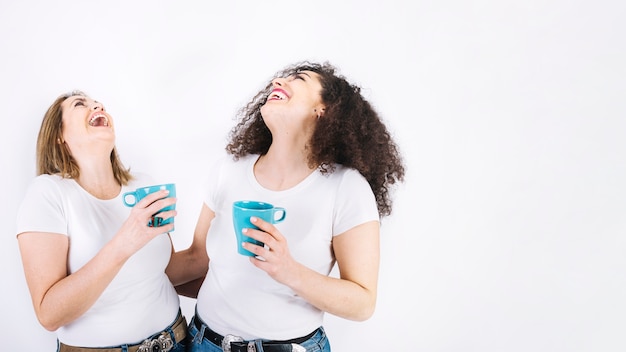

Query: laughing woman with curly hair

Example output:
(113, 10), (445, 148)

(168, 61), (405, 352)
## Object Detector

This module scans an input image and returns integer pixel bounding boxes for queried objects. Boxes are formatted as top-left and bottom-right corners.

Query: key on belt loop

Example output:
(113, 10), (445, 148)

(247, 341), (256, 352)
(292, 343), (306, 352)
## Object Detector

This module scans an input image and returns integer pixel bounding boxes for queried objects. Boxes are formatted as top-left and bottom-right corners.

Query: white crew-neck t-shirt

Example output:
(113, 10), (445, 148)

(16, 173), (180, 347)
(196, 155), (379, 340)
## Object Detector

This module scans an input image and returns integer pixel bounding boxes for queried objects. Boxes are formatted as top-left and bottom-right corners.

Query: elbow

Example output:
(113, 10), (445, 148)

(34, 305), (64, 332)
(42, 324), (59, 332)
(167, 247), (209, 286)
(353, 302), (376, 322)
(356, 288), (378, 321)
(346, 295), (377, 322)
(37, 315), (61, 332)
(338, 284), (378, 321)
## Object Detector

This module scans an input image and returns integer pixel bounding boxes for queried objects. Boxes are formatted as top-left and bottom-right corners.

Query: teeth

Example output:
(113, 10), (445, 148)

(89, 113), (109, 127)
(270, 91), (286, 100)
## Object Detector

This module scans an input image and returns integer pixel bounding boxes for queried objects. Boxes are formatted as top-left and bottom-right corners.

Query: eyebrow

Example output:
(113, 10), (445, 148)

(69, 96), (87, 104)
(298, 72), (312, 78)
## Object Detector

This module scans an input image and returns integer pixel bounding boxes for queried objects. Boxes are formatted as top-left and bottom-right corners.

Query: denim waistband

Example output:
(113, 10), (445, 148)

(191, 313), (319, 352)
(58, 310), (187, 352)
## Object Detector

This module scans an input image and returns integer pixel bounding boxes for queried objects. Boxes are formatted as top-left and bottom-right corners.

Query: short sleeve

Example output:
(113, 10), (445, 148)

(16, 175), (68, 237)
(333, 168), (380, 236)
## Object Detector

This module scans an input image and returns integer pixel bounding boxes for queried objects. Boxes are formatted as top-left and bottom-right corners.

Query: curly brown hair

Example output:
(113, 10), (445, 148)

(226, 61), (405, 218)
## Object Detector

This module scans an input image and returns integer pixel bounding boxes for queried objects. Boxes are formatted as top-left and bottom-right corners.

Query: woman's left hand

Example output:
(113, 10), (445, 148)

(244, 217), (380, 321)
(242, 217), (300, 285)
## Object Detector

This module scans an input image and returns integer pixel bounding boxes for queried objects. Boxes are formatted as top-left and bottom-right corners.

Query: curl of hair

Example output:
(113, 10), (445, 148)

(226, 62), (405, 218)
(36, 91), (133, 185)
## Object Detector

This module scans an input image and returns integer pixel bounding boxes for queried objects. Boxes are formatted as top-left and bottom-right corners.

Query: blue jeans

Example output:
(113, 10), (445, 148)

(188, 315), (331, 352)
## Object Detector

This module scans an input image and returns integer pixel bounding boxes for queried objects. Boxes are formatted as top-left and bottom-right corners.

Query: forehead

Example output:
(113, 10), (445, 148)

(297, 70), (320, 78)
(281, 69), (320, 79)
(291, 71), (323, 89)
(61, 94), (89, 108)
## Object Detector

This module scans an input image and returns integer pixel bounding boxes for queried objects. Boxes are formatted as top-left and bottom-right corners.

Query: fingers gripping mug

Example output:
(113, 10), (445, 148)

(232, 200), (286, 256)
(123, 183), (176, 228)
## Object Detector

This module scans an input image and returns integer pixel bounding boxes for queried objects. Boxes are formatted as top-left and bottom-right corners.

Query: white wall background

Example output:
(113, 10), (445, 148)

(1, 0), (625, 351)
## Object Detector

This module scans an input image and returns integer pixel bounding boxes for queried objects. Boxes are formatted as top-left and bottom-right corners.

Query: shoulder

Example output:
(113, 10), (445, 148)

(339, 165), (368, 181)
(27, 174), (69, 193)
(19, 174), (71, 212)
(316, 165), (374, 200)
(329, 165), (375, 201)
(324, 164), (369, 186)
(32, 173), (64, 184)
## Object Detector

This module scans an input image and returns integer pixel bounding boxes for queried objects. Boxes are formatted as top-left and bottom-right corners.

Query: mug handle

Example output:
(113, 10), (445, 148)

(122, 192), (138, 207)
(273, 207), (287, 223)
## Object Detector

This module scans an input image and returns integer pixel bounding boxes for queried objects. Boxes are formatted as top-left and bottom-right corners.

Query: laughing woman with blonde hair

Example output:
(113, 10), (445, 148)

(16, 91), (188, 352)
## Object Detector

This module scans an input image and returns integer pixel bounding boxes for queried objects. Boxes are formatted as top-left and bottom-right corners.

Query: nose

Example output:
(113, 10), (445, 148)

(91, 101), (105, 111)
(271, 77), (286, 87)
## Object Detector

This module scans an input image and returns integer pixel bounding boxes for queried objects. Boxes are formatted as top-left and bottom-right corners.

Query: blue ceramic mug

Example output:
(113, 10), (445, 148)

(232, 200), (287, 256)
(123, 183), (176, 228)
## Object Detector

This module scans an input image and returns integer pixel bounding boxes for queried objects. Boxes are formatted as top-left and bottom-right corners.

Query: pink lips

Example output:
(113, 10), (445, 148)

(269, 88), (290, 101)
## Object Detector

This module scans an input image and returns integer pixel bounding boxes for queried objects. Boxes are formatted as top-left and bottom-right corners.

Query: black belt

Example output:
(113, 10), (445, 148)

(192, 315), (316, 352)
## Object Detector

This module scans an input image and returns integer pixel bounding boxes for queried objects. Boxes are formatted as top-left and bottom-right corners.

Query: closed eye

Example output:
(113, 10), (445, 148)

(72, 97), (87, 107)
(288, 72), (308, 81)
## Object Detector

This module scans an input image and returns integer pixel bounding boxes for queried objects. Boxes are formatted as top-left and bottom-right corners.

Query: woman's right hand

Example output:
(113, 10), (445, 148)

(115, 189), (177, 256)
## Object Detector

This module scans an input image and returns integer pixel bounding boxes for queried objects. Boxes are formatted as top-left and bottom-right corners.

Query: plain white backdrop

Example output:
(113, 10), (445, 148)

(1, 0), (625, 351)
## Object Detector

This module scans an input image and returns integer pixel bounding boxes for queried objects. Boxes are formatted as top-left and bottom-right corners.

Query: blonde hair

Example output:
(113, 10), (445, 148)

(36, 90), (133, 185)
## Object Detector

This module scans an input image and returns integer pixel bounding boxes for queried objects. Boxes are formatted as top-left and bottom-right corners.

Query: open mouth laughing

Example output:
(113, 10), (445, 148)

(88, 113), (109, 127)
(268, 88), (289, 101)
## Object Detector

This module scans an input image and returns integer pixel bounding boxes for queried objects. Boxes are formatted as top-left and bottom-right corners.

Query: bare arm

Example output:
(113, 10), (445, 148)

(17, 190), (176, 331)
(166, 203), (213, 298)
(244, 219), (380, 321)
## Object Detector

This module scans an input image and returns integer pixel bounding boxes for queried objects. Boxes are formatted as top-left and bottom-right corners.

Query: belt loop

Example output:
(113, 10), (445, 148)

(165, 319), (176, 342)
(251, 340), (261, 352)
(121, 345), (129, 352)
(192, 317), (206, 345)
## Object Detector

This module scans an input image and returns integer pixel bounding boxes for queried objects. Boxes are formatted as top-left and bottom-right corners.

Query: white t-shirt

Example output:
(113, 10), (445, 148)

(16, 173), (180, 347)
(196, 155), (379, 340)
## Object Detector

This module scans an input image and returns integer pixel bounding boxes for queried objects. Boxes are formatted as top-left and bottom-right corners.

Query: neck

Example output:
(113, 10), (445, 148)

(254, 148), (317, 191)
(74, 157), (120, 200)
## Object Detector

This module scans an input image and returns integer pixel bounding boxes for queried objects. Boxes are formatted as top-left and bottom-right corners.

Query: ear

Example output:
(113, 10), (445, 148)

(315, 106), (326, 119)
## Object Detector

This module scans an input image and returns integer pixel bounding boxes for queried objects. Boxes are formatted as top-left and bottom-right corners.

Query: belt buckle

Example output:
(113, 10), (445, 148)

(137, 331), (174, 352)
(222, 334), (244, 352)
